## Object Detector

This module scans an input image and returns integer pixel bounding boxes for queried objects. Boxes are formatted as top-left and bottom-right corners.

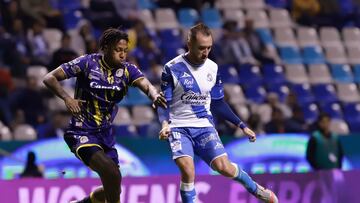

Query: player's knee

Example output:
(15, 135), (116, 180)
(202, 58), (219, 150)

(104, 163), (121, 179)
(213, 161), (232, 176)
(94, 159), (120, 180)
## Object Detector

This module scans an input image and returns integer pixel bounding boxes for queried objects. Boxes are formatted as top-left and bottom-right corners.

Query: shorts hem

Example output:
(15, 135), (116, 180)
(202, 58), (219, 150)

(75, 144), (103, 162)
(209, 153), (227, 167)
(173, 155), (193, 160)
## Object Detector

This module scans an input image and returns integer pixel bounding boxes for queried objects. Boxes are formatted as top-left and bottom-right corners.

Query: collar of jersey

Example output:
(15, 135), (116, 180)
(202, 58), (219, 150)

(101, 55), (114, 70)
(182, 53), (205, 68)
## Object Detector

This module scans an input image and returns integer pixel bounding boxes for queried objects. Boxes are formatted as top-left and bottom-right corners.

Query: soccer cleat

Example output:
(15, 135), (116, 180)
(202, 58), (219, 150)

(255, 183), (278, 203)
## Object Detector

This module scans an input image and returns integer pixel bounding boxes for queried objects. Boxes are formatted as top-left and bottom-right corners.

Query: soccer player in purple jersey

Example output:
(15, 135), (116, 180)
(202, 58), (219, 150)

(43, 28), (166, 203)
(157, 23), (278, 203)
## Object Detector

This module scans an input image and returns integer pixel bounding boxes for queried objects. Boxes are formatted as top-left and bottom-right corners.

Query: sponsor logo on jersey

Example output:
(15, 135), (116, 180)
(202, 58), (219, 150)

(89, 73), (100, 80)
(161, 81), (168, 87)
(116, 69), (124, 77)
(172, 131), (181, 139)
(180, 91), (209, 105)
(68, 57), (81, 65)
(170, 140), (182, 152)
(90, 81), (121, 91)
(207, 73), (213, 82)
(75, 122), (83, 127)
(214, 142), (224, 150)
(183, 78), (194, 88)
(79, 136), (89, 143)
(180, 72), (191, 78)
(71, 65), (81, 74)
(199, 133), (218, 147)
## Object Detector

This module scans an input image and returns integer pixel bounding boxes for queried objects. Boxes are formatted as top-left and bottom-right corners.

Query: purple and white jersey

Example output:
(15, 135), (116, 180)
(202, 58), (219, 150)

(161, 54), (224, 128)
(61, 53), (144, 129)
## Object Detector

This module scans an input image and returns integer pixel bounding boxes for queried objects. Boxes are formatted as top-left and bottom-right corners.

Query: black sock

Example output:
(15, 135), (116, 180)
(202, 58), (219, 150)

(79, 196), (92, 203)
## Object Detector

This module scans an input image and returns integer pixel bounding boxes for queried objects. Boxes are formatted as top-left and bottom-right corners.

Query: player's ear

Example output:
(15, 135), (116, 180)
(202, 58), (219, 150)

(102, 44), (110, 52)
(186, 40), (192, 51)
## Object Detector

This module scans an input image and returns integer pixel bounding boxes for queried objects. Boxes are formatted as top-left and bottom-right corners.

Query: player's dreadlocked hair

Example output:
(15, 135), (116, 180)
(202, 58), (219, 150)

(188, 23), (212, 43)
(99, 28), (129, 51)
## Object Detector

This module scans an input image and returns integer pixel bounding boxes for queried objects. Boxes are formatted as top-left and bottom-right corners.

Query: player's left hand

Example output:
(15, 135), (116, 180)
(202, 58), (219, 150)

(243, 127), (256, 142)
(159, 126), (170, 140)
(152, 92), (167, 109)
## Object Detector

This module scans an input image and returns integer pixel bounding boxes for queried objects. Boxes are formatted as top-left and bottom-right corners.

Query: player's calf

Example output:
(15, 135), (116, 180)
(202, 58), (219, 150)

(231, 163), (278, 203)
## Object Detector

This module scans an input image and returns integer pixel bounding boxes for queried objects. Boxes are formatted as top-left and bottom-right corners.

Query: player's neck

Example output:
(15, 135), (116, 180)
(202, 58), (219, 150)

(184, 52), (204, 67)
(103, 55), (117, 69)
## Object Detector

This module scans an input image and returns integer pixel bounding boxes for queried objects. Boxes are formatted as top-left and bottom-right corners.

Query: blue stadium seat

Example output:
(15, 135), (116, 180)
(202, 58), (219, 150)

(158, 29), (184, 62)
(302, 46), (325, 65)
(265, 0), (288, 8)
(178, 8), (199, 28)
(201, 8), (222, 28)
(343, 103), (360, 132)
(113, 125), (138, 137)
(243, 84), (267, 104)
(338, 0), (355, 16)
(138, 0), (157, 9)
(57, 0), (81, 12)
(238, 64), (263, 87)
(262, 64), (286, 85)
(218, 64), (241, 84)
(319, 102), (343, 119)
(343, 103), (360, 119)
(301, 103), (319, 123)
(312, 84), (339, 105)
(159, 29), (183, 44)
(330, 64), (354, 83)
(278, 46), (303, 64)
(64, 9), (83, 30)
(266, 83), (289, 103)
(256, 28), (274, 45)
(353, 65), (360, 83)
(290, 84), (315, 104)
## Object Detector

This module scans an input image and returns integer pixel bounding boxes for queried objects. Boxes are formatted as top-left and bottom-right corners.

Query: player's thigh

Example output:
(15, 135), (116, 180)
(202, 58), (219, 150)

(175, 156), (195, 173)
(193, 127), (227, 166)
(87, 149), (119, 174)
(168, 127), (195, 160)
(64, 130), (104, 165)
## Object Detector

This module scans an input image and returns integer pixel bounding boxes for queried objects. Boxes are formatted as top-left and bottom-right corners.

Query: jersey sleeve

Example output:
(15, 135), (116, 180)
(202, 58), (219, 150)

(210, 72), (224, 100)
(128, 64), (145, 85)
(60, 55), (88, 78)
(161, 65), (174, 102)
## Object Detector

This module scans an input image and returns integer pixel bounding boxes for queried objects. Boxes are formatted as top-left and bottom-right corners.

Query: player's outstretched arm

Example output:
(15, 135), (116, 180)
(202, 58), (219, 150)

(210, 98), (256, 142)
(133, 77), (167, 108)
(43, 67), (69, 100)
(43, 67), (85, 115)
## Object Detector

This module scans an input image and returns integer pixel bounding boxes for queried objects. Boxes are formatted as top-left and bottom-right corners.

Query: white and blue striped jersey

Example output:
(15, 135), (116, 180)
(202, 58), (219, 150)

(161, 54), (224, 128)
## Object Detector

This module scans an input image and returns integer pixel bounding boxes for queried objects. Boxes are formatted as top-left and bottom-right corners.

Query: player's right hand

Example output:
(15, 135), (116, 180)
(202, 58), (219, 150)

(64, 97), (86, 116)
(159, 126), (170, 140)
(152, 92), (167, 109)
(243, 127), (256, 142)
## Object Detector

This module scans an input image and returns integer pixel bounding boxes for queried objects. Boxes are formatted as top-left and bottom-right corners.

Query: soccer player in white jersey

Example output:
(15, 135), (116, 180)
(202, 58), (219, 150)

(157, 23), (278, 203)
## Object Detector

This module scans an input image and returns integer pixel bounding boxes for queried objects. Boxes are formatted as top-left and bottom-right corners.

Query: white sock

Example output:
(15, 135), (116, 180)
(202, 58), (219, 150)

(180, 181), (195, 191)
(231, 162), (239, 178)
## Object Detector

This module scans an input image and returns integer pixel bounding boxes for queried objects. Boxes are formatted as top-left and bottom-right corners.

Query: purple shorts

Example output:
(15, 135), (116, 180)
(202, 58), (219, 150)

(64, 126), (119, 165)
